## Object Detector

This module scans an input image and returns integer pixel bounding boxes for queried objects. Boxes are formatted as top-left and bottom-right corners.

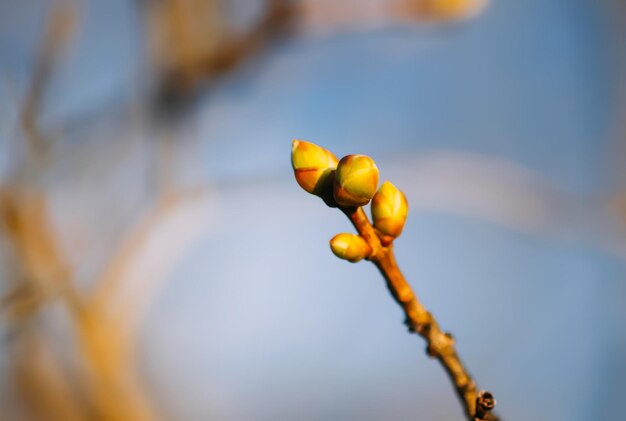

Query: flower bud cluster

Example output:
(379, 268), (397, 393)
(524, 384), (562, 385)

(291, 139), (409, 262)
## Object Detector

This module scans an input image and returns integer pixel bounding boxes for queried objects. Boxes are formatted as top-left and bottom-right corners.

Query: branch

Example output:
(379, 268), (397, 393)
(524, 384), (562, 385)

(151, 0), (295, 108)
(291, 140), (500, 419)
(20, 0), (76, 157)
(343, 206), (499, 421)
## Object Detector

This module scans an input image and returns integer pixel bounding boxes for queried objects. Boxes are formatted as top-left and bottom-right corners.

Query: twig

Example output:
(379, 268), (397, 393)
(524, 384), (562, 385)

(152, 0), (295, 109)
(20, 0), (76, 157)
(291, 140), (500, 419)
(343, 206), (499, 421)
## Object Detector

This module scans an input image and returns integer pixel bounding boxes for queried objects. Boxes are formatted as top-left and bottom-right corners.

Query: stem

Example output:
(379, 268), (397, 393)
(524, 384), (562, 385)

(342, 207), (499, 421)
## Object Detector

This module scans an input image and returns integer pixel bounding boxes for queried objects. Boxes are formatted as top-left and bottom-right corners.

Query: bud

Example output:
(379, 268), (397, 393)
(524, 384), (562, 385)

(291, 140), (339, 201)
(329, 233), (372, 263)
(371, 181), (408, 238)
(291, 140), (339, 206)
(333, 154), (379, 207)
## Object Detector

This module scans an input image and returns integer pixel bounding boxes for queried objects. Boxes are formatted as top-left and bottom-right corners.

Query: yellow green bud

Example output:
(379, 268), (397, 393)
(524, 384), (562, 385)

(291, 140), (339, 200)
(333, 154), (379, 207)
(329, 233), (372, 263)
(371, 181), (408, 238)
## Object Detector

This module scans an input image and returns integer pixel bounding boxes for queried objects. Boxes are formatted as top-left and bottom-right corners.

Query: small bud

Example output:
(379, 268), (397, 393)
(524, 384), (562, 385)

(329, 233), (372, 263)
(333, 155), (379, 207)
(371, 181), (408, 238)
(291, 140), (339, 199)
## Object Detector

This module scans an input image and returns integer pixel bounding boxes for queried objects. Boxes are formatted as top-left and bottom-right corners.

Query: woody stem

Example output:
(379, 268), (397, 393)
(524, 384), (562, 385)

(341, 206), (499, 421)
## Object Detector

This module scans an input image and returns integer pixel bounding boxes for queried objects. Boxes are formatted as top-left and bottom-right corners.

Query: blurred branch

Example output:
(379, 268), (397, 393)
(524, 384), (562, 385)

(148, 0), (487, 105)
(296, 0), (488, 35)
(0, 166), (159, 421)
(2, 3), (161, 419)
(390, 0), (488, 21)
(149, 0), (295, 108)
(0, 188), (91, 420)
(0, 187), (155, 421)
(20, 0), (76, 159)
(90, 188), (214, 335)
(0, 188), (81, 316)
(10, 327), (90, 421)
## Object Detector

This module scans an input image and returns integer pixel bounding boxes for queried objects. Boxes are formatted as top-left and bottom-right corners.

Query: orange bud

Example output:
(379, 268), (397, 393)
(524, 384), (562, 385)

(371, 181), (408, 238)
(333, 154), (379, 207)
(291, 140), (339, 202)
(329, 233), (372, 263)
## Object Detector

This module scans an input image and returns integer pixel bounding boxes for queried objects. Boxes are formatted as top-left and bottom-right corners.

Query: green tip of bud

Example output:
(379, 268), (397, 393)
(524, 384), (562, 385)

(371, 181), (408, 239)
(329, 233), (372, 263)
(333, 154), (379, 207)
(291, 140), (339, 204)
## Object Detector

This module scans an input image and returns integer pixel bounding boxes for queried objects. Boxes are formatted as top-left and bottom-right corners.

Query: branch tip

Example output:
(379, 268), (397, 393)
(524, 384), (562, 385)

(474, 390), (497, 421)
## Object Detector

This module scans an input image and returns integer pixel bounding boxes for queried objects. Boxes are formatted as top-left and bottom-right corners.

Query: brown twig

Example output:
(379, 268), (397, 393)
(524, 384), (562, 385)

(152, 0), (295, 108)
(342, 206), (499, 421)
(20, 0), (76, 157)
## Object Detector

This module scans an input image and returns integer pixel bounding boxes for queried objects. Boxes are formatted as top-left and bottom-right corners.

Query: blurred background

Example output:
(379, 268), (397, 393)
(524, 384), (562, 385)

(1, 0), (625, 420)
